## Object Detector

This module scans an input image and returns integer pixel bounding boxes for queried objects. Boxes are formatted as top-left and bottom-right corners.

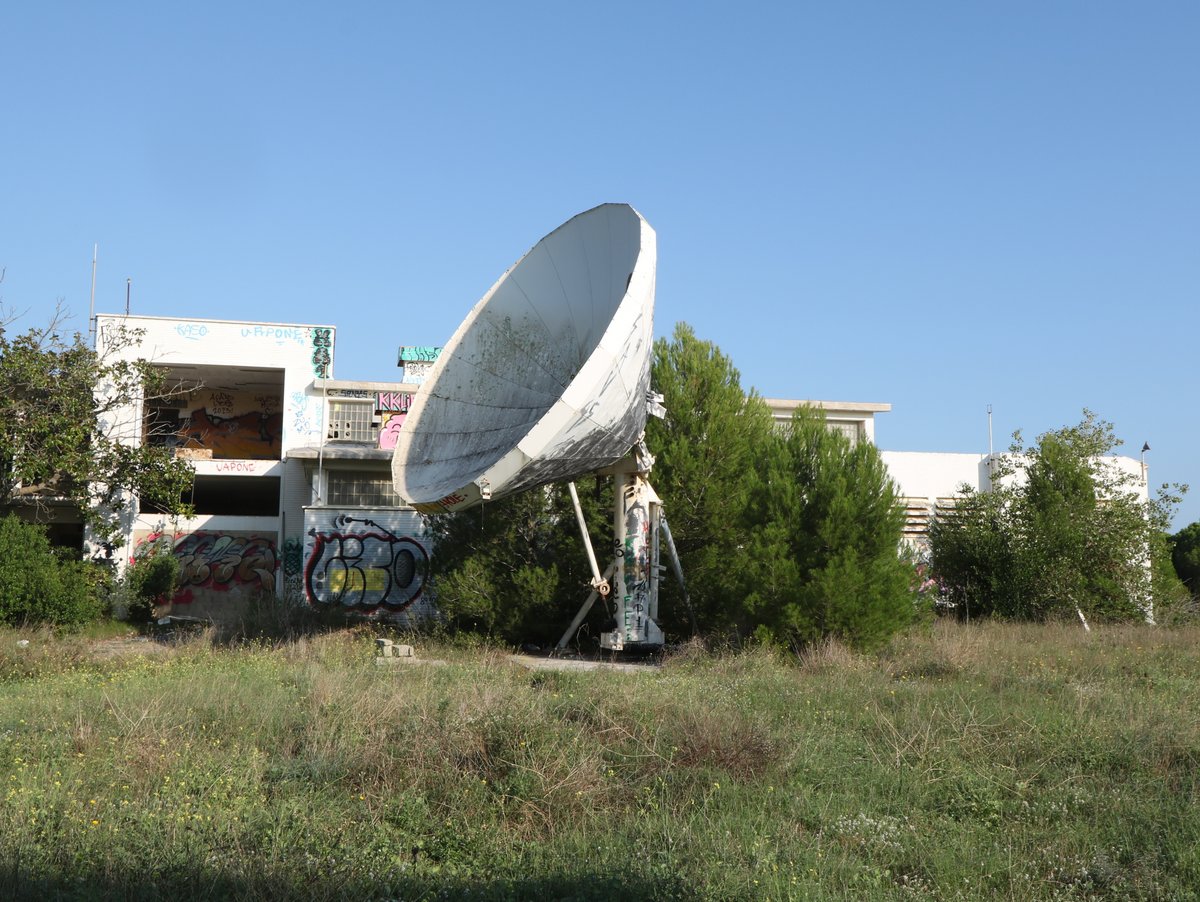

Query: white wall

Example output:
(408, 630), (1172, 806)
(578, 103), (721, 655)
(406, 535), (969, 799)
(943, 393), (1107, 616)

(95, 314), (334, 453)
(880, 451), (991, 502)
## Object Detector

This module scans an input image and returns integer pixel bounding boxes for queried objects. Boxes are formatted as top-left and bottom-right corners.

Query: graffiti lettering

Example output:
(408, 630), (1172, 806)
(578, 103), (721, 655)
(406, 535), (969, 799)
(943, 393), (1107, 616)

(397, 346), (442, 363)
(214, 460), (268, 474)
(134, 532), (278, 604)
(622, 501), (651, 639)
(376, 391), (412, 412)
(305, 515), (428, 610)
(239, 325), (308, 345)
(412, 492), (466, 514)
(311, 328), (332, 378)
(401, 362), (434, 384)
(290, 391), (316, 438)
(175, 323), (209, 340)
(208, 391), (235, 416)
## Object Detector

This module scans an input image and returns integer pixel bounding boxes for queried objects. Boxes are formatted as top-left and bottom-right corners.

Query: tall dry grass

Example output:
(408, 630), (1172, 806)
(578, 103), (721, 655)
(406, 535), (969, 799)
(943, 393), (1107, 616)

(1, 620), (1198, 899)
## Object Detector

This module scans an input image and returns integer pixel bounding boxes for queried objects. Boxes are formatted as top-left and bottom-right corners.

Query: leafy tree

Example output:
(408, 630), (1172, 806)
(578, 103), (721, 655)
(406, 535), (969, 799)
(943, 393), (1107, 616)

(738, 406), (915, 650)
(0, 306), (194, 547)
(930, 410), (1186, 623)
(0, 515), (103, 627)
(644, 323), (775, 635)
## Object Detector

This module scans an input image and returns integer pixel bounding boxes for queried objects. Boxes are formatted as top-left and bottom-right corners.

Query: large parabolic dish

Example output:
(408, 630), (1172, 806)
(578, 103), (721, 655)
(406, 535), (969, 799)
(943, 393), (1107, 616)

(392, 203), (657, 513)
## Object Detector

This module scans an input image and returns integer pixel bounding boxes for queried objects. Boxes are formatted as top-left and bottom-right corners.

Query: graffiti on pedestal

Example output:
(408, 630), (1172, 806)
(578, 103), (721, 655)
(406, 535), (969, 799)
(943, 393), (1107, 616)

(304, 514), (429, 612)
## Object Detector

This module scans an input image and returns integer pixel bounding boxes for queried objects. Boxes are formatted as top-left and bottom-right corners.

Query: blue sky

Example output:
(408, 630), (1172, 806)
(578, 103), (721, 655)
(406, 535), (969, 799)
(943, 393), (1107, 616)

(3, 3), (1197, 527)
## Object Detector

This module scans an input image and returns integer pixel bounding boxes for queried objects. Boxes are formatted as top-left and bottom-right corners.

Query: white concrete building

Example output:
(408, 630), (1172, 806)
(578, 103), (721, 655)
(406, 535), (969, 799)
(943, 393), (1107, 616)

(765, 399), (1148, 550)
(94, 314), (434, 623)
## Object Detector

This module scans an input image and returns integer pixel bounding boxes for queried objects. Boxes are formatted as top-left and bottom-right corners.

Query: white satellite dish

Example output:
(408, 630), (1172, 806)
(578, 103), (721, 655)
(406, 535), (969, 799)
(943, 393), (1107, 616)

(392, 203), (656, 513)
(393, 203), (690, 650)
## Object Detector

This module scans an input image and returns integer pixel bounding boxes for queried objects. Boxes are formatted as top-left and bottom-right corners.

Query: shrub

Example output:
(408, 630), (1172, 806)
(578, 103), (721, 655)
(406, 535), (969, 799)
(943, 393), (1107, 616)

(428, 479), (603, 645)
(0, 515), (103, 627)
(122, 538), (181, 623)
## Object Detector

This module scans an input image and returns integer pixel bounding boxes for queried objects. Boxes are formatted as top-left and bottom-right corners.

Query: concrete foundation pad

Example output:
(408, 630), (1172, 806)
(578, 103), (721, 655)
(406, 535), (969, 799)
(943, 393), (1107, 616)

(507, 654), (660, 675)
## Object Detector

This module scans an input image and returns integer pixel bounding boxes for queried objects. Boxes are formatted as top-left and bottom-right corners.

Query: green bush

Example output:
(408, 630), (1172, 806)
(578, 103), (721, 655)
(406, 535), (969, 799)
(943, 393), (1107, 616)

(0, 515), (103, 627)
(122, 538), (181, 623)
(428, 478), (605, 645)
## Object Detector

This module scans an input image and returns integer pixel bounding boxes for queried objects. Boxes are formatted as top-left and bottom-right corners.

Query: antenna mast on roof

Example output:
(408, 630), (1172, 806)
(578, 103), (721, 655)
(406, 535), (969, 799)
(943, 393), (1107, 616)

(125, 278), (131, 316)
(88, 245), (98, 347)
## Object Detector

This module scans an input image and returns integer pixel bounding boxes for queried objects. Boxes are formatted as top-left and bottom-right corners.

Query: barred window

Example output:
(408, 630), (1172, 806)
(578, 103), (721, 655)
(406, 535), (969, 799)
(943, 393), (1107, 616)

(327, 471), (403, 507)
(326, 401), (374, 442)
(772, 415), (865, 444)
(826, 420), (863, 444)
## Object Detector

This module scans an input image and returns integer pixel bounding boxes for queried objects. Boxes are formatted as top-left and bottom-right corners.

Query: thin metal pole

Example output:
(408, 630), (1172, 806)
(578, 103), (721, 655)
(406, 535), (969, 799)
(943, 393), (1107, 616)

(555, 561), (617, 651)
(567, 481), (608, 594)
(88, 244), (97, 346)
(660, 515), (698, 636)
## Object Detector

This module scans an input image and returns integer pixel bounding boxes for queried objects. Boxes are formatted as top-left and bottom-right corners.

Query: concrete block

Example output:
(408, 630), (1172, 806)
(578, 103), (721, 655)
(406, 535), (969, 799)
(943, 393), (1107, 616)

(375, 639), (416, 663)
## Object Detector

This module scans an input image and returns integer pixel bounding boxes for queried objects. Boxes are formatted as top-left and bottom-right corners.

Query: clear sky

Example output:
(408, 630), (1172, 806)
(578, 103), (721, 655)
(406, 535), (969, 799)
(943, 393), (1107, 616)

(3, 3), (1197, 527)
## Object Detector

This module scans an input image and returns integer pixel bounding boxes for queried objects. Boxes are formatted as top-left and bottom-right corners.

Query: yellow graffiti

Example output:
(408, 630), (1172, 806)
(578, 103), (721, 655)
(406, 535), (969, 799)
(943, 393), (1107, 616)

(327, 567), (388, 593)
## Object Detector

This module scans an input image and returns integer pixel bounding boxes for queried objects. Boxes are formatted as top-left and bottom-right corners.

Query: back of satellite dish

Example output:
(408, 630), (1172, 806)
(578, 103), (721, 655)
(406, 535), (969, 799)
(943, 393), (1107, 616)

(392, 203), (688, 651)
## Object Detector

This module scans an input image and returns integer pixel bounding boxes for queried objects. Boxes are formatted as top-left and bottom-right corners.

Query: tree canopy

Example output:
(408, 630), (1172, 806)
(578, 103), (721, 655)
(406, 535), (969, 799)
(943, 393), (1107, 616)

(0, 308), (194, 547)
(644, 322), (776, 635)
(739, 405), (916, 650)
(930, 410), (1187, 623)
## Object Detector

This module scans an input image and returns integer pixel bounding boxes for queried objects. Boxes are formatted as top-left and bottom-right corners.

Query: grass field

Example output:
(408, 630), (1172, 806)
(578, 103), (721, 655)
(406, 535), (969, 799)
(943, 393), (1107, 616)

(1, 620), (1197, 901)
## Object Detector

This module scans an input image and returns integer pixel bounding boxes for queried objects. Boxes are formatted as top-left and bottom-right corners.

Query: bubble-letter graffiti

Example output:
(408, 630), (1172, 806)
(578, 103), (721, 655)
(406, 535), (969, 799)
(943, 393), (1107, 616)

(305, 515), (429, 611)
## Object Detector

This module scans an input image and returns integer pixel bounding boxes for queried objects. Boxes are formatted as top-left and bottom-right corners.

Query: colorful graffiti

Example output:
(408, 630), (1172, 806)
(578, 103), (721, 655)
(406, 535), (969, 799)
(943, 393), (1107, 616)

(305, 514), (429, 611)
(620, 493), (652, 641)
(311, 328), (332, 378)
(376, 391), (412, 412)
(177, 408), (283, 460)
(133, 531), (279, 606)
(397, 346), (441, 362)
(377, 413), (407, 450)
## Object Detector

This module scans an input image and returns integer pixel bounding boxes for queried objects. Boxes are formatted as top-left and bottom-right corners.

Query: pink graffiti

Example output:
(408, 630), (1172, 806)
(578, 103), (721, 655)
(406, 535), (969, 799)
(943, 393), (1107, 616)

(378, 413), (407, 450)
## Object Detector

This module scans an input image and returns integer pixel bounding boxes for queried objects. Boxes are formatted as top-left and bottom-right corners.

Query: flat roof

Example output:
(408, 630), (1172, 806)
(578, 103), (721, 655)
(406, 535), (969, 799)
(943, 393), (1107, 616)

(762, 398), (892, 414)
